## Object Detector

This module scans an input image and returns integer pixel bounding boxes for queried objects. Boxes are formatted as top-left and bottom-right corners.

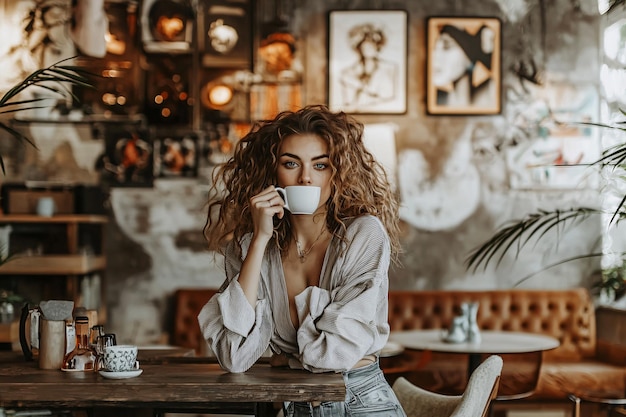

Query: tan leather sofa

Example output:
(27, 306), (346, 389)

(386, 288), (626, 401)
(172, 287), (626, 401)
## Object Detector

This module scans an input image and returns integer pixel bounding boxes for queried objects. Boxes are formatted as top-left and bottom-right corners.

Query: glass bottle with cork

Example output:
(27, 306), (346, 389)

(62, 315), (97, 371)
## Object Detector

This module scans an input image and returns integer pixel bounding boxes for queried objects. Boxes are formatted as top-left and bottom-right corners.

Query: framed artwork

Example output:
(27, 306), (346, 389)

(96, 126), (153, 187)
(141, 0), (195, 54)
(154, 131), (199, 178)
(426, 16), (501, 115)
(327, 10), (407, 114)
(201, 0), (252, 68)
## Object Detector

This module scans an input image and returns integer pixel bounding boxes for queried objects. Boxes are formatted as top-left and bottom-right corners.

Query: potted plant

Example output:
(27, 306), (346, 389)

(466, 117), (626, 299)
(465, 0), (626, 297)
(0, 57), (92, 174)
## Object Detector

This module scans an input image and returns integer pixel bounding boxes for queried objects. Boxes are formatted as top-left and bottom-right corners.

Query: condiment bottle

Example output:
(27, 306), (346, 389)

(90, 324), (105, 350)
(62, 316), (96, 371)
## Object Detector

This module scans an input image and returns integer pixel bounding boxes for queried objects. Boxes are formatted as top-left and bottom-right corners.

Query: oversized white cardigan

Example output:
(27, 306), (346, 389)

(198, 215), (391, 373)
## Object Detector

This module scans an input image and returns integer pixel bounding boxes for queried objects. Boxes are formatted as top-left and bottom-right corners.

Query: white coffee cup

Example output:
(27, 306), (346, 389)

(103, 345), (139, 372)
(36, 197), (55, 217)
(275, 186), (321, 215)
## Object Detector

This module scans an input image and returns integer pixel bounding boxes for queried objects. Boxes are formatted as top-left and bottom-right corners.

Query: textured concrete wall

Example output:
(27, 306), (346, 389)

(0, 0), (607, 344)
(107, 0), (602, 345)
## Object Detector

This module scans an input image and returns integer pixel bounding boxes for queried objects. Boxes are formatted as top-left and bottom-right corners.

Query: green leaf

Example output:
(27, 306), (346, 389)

(466, 207), (600, 272)
(0, 57), (93, 175)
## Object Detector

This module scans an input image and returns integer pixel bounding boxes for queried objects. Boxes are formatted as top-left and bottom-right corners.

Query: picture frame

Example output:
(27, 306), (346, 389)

(96, 126), (153, 187)
(141, 0), (195, 54)
(201, 0), (252, 68)
(426, 16), (501, 115)
(327, 10), (408, 114)
(154, 131), (199, 178)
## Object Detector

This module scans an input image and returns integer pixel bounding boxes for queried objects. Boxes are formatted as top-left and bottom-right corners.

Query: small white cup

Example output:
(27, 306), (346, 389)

(103, 345), (139, 372)
(276, 186), (321, 215)
(36, 197), (55, 217)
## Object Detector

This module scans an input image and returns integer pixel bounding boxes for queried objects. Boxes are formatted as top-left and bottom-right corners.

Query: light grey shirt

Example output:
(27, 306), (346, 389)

(198, 215), (391, 373)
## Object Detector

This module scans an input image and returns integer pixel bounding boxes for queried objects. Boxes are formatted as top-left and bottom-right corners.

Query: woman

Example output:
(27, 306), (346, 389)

(198, 105), (405, 416)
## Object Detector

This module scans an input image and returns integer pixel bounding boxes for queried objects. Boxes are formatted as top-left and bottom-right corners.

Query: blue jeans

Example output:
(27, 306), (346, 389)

(282, 360), (406, 417)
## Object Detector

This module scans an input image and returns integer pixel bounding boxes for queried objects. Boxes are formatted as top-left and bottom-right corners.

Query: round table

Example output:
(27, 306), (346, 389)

(569, 393), (626, 417)
(389, 329), (560, 398)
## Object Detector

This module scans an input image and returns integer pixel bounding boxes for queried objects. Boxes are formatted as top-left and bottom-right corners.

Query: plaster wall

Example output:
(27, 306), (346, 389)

(0, 0), (609, 344)
(106, 0), (603, 345)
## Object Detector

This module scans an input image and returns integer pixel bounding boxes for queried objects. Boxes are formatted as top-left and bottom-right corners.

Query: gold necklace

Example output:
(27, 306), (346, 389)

(295, 228), (327, 263)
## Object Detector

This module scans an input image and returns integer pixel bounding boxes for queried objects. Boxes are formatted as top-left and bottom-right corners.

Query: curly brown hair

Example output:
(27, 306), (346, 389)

(204, 104), (401, 263)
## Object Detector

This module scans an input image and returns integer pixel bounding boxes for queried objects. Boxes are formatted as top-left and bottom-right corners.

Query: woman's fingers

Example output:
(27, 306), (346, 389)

(251, 187), (284, 210)
(250, 188), (286, 229)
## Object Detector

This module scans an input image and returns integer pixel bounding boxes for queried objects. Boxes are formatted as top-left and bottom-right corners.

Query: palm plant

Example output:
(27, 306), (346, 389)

(0, 57), (92, 173)
(465, 0), (626, 290)
(466, 118), (626, 292)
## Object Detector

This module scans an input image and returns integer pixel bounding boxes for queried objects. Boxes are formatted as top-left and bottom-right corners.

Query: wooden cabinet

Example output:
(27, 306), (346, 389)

(0, 215), (108, 347)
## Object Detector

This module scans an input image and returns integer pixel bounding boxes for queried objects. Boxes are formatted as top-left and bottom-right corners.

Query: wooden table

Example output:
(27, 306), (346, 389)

(0, 353), (346, 416)
(136, 345), (196, 363)
(389, 329), (560, 398)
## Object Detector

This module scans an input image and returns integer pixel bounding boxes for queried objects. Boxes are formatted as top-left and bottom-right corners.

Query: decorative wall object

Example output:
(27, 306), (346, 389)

(96, 126), (153, 187)
(144, 55), (193, 125)
(201, 0), (252, 68)
(141, 0), (195, 54)
(75, 1), (141, 115)
(327, 10), (407, 114)
(505, 82), (600, 189)
(200, 69), (258, 122)
(426, 16), (501, 115)
(249, 82), (302, 121)
(153, 131), (199, 178)
(257, 20), (302, 82)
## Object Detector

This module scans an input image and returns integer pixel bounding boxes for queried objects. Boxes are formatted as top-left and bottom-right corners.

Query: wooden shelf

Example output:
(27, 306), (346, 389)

(12, 114), (145, 125)
(0, 213), (108, 325)
(0, 214), (108, 224)
(0, 255), (106, 275)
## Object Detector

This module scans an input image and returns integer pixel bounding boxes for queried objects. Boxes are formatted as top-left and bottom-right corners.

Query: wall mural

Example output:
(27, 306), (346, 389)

(398, 124), (481, 231)
(505, 82), (600, 189)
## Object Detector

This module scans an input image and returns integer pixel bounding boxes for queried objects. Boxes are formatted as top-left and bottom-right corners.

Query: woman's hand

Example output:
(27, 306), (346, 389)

(269, 352), (290, 367)
(249, 186), (285, 242)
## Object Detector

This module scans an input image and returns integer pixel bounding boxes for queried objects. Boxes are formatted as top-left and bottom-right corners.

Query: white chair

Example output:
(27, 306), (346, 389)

(392, 355), (503, 417)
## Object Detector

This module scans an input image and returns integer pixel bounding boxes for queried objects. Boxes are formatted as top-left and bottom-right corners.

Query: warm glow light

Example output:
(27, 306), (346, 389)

(161, 108), (171, 117)
(156, 15), (184, 41)
(208, 85), (233, 106)
(154, 95), (164, 104)
(116, 96), (127, 105)
(102, 93), (117, 105)
(102, 69), (123, 78)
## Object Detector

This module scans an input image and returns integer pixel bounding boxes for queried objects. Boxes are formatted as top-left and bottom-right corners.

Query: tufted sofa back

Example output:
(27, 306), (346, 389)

(387, 288), (596, 361)
(173, 288), (218, 354)
(173, 287), (597, 361)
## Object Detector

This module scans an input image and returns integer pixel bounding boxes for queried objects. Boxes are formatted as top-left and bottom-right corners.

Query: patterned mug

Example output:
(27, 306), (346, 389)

(103, 345), (139, 372)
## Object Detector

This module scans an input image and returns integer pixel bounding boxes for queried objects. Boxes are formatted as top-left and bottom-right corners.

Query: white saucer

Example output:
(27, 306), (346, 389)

(99, 369), (143, 379)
